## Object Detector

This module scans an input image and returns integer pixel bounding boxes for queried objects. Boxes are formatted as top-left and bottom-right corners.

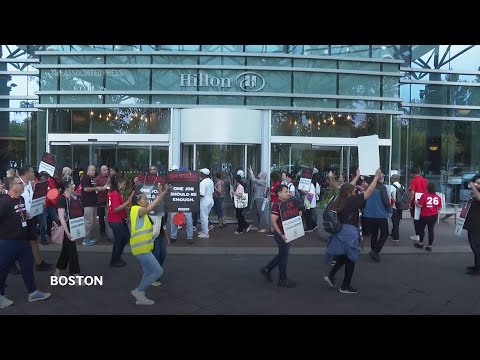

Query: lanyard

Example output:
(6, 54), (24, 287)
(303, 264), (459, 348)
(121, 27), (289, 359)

(9, 194), (26, 222)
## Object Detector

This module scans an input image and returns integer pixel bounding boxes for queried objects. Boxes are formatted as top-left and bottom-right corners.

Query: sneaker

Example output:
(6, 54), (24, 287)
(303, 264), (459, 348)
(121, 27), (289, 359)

(234, 231), (243, 235)
(414, 242), (424, 249)
(246, 225), (253, 233)
(82, 239), (95, 246)
(197, 233), (209, 238)
(278, 279), (296, 288)
(312, 225), (318, 231)
(131, 289), (154, 305)
(0, 295), (14, 308)
(324, 275), (335, 288)
(250, 226), (259, 231)
(466, 266), (480, 271)
(369, 251), (380, 262)
(257, 229), (267, 233)
(409, 235), (420, 241)
(339, 286), (358, 294)
(425, 246), (432, 252)
(151, 281), (162, 287)
(110, 260), (127, 268)
(28, 290), (51, 302)
(208, 225), (214, 231)
(390, 237), (400, 242)
(266, 232), (274, 237)
(193, 226), (197, 232)
(260, 267), (273, 282)
(305, 229), (314, 233)
(35, 261), (52, 271)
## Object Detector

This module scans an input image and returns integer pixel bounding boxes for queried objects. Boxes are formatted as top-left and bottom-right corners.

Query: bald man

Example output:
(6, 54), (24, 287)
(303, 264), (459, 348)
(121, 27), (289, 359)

(95, 165), (110, 239)
(81, 165), (107, 246)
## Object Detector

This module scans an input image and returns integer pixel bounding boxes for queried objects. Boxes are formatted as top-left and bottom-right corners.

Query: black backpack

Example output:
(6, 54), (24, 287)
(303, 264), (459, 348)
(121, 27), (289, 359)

(322, 195), (343, 234)
(393, 184), (409, 210)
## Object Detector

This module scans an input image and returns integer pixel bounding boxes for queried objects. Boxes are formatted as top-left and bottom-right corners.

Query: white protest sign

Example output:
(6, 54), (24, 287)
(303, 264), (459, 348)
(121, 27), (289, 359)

(414, 192), (423, 220)
(358, 135), (380, 176)
(69, 217), (86, 240)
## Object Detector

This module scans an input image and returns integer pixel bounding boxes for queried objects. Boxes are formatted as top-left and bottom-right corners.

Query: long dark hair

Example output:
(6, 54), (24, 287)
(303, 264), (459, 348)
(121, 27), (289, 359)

(333, 183), (355, 212)
(60, 176), (74, 195)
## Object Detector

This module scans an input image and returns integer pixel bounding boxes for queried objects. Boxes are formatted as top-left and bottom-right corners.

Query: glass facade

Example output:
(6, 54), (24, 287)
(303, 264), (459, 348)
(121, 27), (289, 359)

(0, 44), (479, 211)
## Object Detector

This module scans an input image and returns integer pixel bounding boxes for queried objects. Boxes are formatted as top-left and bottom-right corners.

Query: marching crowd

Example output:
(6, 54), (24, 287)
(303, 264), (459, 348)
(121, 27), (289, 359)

(0, 161), (479, 308)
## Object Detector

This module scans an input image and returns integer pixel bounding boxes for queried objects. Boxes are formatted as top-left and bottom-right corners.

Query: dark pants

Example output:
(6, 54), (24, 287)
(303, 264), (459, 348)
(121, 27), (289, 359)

(366, 217), (389, 254)
(55, 233), (80, 274)
(153, 233), (167, 267)
(391, 209), (402, 240)
(109, 221), (130, 264)
(97, 204), (106, 235)
(39, 206), (59, 242)
(328, 255), (355, 288)
(305, 208), (317, 231)
(235, 208), (249, 232)
(266, 233), (291, 281)
(0, 240), (36, 296)
(468, 230), (480, 267)
(419, 215), (438, 245)
(192, 212), (198, 227)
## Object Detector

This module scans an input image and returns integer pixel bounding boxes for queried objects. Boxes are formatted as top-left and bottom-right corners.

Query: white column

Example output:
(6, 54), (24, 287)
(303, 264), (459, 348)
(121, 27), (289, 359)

(260, 110), (271, 186)
(170, 108), (181, 169)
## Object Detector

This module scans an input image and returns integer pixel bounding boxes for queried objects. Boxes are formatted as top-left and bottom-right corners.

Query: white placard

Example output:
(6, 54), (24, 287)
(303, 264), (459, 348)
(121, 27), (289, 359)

(234, 193), (248, 209)
(282, 215), (305, 242)
(38, 161), (55, 177)
(69, 216), (86, 240)
(454, 218), (465, 237)
(358, 135), (380, 176)
(414, 192), (423, 220)
(29, 196), (46, 218)
(298, 177), (312, 192)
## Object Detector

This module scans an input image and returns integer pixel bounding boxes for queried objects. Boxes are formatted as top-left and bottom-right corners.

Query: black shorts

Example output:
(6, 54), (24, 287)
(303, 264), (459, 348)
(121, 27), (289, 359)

(27, 217), (38, 241)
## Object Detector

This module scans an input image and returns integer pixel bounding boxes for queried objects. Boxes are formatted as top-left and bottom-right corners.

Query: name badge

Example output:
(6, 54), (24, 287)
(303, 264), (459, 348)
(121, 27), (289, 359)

(22, 221), (27, 227)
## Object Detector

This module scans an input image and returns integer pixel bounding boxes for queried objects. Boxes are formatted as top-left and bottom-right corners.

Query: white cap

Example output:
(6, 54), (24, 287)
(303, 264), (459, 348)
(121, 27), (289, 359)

(170, 165), (179, 171)
(236, 170), (245, 177)
(200, 168), (210, 175)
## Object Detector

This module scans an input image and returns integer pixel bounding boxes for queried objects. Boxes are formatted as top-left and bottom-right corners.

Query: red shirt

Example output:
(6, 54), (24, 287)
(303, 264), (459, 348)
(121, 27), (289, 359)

(418, 192), (442, 217)
(409, 175), (428, 206)
(270, 181), (281, 202)
(271, 200), (284, 235)
(108, 190), (127, 223)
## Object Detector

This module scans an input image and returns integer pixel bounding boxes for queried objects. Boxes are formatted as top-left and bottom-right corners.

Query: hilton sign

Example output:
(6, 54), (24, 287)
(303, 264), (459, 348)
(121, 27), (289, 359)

(180, 71), (265, 92)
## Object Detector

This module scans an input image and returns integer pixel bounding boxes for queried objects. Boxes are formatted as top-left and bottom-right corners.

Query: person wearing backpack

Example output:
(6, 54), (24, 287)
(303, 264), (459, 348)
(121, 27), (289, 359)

(389, 174), (407, 242)
(323, 168), (382, 294)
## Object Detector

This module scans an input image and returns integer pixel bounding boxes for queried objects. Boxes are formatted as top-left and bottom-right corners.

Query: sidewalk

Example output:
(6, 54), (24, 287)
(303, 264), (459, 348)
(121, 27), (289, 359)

(39, 213), (471, 255)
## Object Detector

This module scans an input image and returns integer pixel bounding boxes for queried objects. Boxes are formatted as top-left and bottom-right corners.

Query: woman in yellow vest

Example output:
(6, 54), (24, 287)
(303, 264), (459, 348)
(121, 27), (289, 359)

(130, 183), (169, 305)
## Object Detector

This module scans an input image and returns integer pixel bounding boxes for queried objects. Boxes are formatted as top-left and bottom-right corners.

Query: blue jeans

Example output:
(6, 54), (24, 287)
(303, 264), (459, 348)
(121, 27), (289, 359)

(39, 206), (59, 242)
(153, 233), (167, 267)
(170, 212), (193, 240)
(265, 233), (291, 281)
(135, 251), (163, 292)
(0, 240), (36, 296)
(213, 196), (224, 219)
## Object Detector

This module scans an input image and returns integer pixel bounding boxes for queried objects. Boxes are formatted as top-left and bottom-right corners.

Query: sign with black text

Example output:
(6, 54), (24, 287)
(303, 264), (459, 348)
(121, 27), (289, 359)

(280, 198), (305, 242)
(29, 181), (48, 218)
(38, 152), (56, 177)
(455, 198), (473, 237)
(68, 196), (85, 241)
(165, 171), (200, 213)
(298, 167), (313, 191)
(136, 174), (167, 215)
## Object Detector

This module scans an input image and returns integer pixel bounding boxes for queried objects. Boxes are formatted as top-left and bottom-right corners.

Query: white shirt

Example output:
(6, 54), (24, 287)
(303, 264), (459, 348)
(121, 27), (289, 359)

(390, 181), (402, 210)
(20, 177), (34, 213)
(200, 177), (214, 198)
(304, 182), (317, 209)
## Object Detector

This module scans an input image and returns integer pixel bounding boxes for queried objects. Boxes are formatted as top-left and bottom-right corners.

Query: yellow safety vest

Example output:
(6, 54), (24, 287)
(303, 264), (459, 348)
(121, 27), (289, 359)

(129, 205), (154, 256)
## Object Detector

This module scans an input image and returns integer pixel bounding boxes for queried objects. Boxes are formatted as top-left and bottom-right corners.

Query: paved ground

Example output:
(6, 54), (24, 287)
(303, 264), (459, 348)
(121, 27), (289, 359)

(3, 251), (480, 315)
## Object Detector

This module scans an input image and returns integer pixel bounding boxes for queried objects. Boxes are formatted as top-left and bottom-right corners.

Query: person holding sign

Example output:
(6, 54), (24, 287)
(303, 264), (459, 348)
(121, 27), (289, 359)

(129, 183), (169, 305)
(0, 176), (51, 308)
(260, 184), (296, 288)
(324, 168), (382, 295)
(233, 175), (252, 235)
(54, 176), (82, 276)
(464, 176), (480, 275)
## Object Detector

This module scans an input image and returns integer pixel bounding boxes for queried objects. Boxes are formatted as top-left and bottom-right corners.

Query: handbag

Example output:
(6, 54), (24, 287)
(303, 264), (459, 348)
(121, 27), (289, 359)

(50, 221), (64, 245)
